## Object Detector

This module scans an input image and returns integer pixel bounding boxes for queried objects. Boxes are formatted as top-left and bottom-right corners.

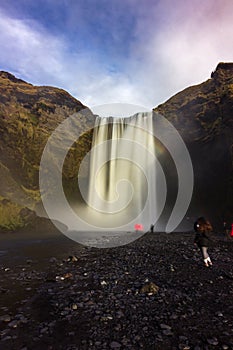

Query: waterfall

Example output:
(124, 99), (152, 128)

(86, 112), (157, 232)
(40, 106), (194, 246)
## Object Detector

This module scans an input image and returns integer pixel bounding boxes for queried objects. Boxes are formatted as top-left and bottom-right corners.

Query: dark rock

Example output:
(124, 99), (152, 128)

(207, 338), (218, 346)
(110, 341), (121, 348)
(8, 320), (18, 328)
(140, 282), (159, 294)
(160, 324), (172, 330)
(0, 315), (11, 322)
(66, 256), (78, 263)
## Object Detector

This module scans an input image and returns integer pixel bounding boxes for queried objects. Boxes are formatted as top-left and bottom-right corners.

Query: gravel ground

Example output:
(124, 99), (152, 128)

(0, 231), (233, 350)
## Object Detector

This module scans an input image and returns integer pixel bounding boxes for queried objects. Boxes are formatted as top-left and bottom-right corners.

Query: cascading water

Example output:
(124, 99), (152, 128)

(85, 112), (157, 232)
(40, 105), (193, 247)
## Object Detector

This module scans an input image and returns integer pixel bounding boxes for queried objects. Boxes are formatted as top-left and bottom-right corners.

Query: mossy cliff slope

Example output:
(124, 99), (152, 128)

(0, 71), (94, 230)
(154, 62), (233, 225)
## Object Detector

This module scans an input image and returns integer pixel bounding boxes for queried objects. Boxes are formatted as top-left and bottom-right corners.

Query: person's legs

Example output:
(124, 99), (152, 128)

(200, 247), (212, 266)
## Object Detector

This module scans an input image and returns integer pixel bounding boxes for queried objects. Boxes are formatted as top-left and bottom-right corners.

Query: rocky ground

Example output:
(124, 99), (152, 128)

(0, 231), (233, 350)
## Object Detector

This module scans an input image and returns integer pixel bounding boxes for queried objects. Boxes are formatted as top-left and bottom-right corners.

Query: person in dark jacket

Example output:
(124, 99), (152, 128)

(194, 217), (213, 267)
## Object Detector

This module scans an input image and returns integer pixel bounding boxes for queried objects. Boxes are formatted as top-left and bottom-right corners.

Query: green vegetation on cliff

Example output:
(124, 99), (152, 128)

(0, 71), (94, 230)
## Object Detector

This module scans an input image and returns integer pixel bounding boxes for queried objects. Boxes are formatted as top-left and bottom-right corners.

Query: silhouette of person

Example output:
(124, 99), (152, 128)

(194, 217), (213, 267)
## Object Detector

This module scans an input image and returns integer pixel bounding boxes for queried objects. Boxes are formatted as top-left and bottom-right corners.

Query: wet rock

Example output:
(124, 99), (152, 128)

(0, 315), (11, 322)
(100, 316), (113, 322)
(216, 311), (224, 317)
(66, 255), (78, 263)
(100, 280), (108, 286)
(170, 264), (175, 272)
(160, 324), (172, 330)
(179, 336), (188, 342)
(110, 341), (121, 348)
(95, 341), (102, 346)
(163, 329), (173, 336)
(40, 327), (48, 334)
(160, 324), (173, 336)
(179, 345), (190, 350)
(71, 304), (78, 310)
(8, 320), (18, 328)
(140, 282), (159, 294)
(2, 336), (12, 341)
(56, 272), (73, 281)
(207, 338), (218, 346)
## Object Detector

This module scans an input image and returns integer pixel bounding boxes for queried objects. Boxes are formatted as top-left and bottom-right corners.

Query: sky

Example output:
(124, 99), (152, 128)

(0, 0), (233, 109)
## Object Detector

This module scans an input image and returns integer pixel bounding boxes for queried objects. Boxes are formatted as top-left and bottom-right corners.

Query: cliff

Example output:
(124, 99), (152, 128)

(0, 71), (94, 230)
(154, 62), (233, 226)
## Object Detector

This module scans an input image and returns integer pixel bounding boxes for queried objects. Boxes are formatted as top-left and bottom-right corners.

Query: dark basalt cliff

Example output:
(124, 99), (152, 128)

(0, 71), (94, 230)
(154, 62), (233, 227)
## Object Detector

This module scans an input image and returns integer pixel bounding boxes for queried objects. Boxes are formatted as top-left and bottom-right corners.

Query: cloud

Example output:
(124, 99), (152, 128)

(0, 0), (233, 111)
(0, 11), (64, 81)
(0, 8), (148, 108)
(131, 0), (233, 105)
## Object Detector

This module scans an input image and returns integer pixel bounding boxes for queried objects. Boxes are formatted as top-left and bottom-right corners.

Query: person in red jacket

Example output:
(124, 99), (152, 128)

(194, 217), (213, 267)
(231, 223), (233, 237)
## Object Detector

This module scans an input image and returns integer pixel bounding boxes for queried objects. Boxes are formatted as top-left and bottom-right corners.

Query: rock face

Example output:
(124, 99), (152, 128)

(0, 71), (94, 230)
(154, 62), (233, 227)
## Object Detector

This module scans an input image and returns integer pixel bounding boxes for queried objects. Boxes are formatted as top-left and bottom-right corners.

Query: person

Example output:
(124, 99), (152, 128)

(223, 221), (227, 234)
(223, 221), (232, 240)
(194, 217), (213, 267)
(150, 224), (154, 233)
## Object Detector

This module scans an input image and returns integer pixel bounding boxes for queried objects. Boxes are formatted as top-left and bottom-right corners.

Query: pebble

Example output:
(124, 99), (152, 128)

(100, 280), (108, 286)
(163, 329), (173, 336)
(66, 256), (78, 263)
(217, 311), (224, 317)
(207, 338), (218, 346)
(2, 336), (12, 341)
(160, 324), (172, 330)
(179, 336), (188, 341)
(8, 320), (18, 328)
(110, 341), (121, 348)
(140, 282), (159, 294)
(40, 327), (48, 334)
(0, 315), (11, 322)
